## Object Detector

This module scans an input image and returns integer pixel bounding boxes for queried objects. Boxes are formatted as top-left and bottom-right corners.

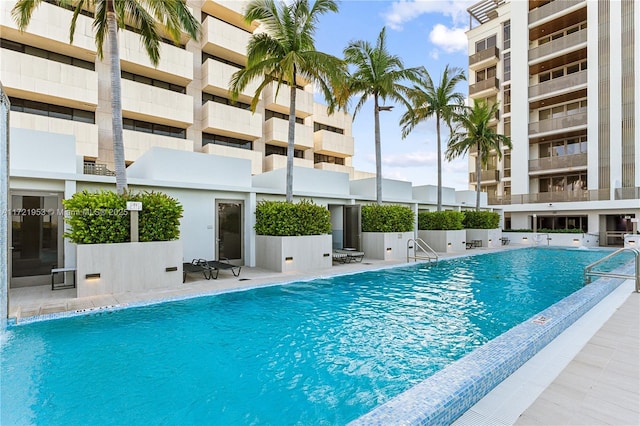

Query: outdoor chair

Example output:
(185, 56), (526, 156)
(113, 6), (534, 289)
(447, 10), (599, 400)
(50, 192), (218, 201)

(183, 259), (210, 283)
(332, 250), (349, 264)
(333, 248), (365, 263)
(198, 258), (242, 279)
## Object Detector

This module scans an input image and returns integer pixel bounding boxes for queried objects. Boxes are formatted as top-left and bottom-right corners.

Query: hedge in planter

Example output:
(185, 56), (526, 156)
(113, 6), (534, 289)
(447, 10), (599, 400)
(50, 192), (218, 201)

(362, 204), (414, 232)
(254, 199), (331, 236)
(63, 190), (183, 244)
(463, 211), (500, 229)
(418, 211), (464, 230)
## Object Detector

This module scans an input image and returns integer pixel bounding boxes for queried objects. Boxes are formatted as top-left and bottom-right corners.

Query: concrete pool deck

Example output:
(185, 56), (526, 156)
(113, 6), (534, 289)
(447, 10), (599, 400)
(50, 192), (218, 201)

(6, 246), (639, 425)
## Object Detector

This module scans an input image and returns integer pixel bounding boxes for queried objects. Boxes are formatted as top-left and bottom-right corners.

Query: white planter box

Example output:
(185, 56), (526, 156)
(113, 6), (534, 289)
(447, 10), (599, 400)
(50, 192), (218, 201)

(418, 230), (466, 253)
(255, 234), (332, 272)
(465, 229), (502, 248)
(362, 232), (414, 260)
(76, 240), (183, 298)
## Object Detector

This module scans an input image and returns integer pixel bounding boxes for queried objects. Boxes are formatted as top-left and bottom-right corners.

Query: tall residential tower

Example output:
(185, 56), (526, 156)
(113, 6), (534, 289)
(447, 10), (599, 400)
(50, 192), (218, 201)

(466, 0), (639, 245)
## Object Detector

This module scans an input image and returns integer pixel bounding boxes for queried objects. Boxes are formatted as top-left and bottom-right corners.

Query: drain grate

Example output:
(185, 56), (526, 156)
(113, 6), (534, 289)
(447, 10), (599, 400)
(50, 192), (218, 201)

(238, 278), (251, 281)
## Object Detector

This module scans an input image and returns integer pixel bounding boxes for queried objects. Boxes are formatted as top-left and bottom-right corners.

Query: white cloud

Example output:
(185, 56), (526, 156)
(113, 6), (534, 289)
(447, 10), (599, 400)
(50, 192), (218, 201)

(383, 0), (475, 31)
(429, 24), (468, 53)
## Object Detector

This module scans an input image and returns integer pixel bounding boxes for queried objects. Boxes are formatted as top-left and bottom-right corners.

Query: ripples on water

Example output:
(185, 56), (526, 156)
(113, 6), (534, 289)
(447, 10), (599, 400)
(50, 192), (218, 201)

(1, 248), (628, 425)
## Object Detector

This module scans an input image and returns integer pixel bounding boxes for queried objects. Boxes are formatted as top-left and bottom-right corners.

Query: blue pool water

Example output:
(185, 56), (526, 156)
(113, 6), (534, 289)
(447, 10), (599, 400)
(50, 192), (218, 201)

(1, 247), (627, 425)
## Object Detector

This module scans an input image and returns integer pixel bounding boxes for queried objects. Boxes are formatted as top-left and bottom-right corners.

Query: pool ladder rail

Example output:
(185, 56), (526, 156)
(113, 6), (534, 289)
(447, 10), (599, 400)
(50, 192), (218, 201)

(583, 247), (640, 292)
(407, 238), (439, 263)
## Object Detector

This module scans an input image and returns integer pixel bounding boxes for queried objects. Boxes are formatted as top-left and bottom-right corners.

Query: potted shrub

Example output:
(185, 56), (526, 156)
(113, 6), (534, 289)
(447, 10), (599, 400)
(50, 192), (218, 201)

(361, 204), (414, 260)
(418, 211), (465, 252)
(254, 199), (332, 272)
(64, 190), (183, 297)
(463, 211), (502, 248)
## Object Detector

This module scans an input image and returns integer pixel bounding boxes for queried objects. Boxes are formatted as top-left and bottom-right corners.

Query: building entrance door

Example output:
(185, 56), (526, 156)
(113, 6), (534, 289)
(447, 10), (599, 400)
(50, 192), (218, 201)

(216, 200), (243, 264)
(10, 193), (63, 287)
(343, 204), (361, 250)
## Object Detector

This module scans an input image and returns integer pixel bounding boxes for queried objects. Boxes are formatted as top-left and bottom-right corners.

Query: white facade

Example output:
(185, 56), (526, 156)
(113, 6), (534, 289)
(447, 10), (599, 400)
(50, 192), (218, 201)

(466, 0), (639, 245)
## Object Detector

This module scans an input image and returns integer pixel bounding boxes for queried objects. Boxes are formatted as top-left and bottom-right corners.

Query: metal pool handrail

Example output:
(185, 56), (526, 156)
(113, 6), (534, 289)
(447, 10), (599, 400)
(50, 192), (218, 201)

(583, 247), (640, 292)
(407, 238), (439, 263)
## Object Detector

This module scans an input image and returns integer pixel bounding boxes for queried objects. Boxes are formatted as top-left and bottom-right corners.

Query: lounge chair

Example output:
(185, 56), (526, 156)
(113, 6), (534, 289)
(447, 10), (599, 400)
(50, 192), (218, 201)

(333, 248), (365, 263)
(198, 258), (242, 279)
(183, 259), (210, 283)
(332, 250), (349, 264)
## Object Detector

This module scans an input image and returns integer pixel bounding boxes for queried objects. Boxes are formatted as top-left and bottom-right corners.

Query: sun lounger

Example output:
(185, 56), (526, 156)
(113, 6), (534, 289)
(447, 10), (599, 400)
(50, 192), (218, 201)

(183, 260), (210, 283)
(332, 250), (349, 263)
(198, 258), (242, 279)
(333, 248), (365, 263)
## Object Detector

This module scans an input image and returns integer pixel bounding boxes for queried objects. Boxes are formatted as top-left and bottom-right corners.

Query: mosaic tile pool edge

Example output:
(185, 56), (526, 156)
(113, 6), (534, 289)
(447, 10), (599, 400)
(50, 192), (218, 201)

(349, 271), (629, 426)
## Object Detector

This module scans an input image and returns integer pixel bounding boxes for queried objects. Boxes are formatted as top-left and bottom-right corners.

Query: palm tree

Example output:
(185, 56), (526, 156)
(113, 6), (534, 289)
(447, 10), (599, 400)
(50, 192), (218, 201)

(343, 27), (421, 205)
(399, 65), (466, 211)
(12, 0), (200, 194)
(446, 99), (512, 211)
(230, 0), (345, 203)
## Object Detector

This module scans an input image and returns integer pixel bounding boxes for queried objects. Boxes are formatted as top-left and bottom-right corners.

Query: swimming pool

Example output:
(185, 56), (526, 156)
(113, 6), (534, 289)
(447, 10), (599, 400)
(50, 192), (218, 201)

(0, 247), (629, 424)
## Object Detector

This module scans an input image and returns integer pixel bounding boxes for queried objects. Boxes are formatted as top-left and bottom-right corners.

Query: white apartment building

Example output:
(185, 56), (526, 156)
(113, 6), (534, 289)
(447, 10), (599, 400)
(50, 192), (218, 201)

(466, 0), (639, 246)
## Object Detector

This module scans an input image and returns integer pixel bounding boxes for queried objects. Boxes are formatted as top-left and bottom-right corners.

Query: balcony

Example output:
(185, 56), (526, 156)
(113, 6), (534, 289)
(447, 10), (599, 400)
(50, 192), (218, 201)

(121, 80), (192, 127)
(529, 0), (585, 24)
(529, 111), (587, 136)
(119, 30), (193, 84)
(1, 1), (96, 55)
(263, 154), (313, 172)
(469, 77), (499, 97)
(263, 82), (313, 118)
(202, 143), (263, 175)
(202, 101), (262, 140)
(263, 118), (313, 149)
(469, 169), (500, 183)
(529, 70), (587, 99)
(529, 153), (587, 172)
(314, 162), (354, 177)
(201, 1), (254, 30)
(313, 130), (354, 157)
(508, 189), (611, 204)
(202, 15), (251, 66)
(469, 46), (499, 70)
(488, 196), (511, 206)
(10, 111), (99, 158)
(84, 162), (115, 176)
(615, 187), (640, 200)
(123, 129), (193, 163)
(529, 28), (587, 62)
(1, 49), (98, 107)
(202, 58), (260, 102)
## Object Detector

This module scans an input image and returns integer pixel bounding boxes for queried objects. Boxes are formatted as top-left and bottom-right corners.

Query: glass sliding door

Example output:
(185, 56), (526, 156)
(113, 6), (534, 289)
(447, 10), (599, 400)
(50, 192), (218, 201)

(216, 200), (243, 264)
(11, 193), (63, 287)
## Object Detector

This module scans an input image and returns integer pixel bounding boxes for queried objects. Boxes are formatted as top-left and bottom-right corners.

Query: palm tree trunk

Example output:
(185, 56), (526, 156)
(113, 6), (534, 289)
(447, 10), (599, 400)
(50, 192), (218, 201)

(374, 94), (382, 205)
(436, 114), (442, 212)
(107, 0), (127, 194)
(476, 143), (482, 211)
(286, 82), (297, 203)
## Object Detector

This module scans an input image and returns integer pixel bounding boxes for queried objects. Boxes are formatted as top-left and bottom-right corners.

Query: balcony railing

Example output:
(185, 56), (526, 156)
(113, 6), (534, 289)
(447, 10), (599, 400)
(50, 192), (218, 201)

(469, 77), (499, 96)
(529, 152), (587, 171)
(84, 162), (115, 176)
(529, 111), (587, 135)
(529, 28), (587, 62)
(528, 0), (585, 24)
(469, 46), (499, 69)
(529, 70), (587, 99)
(615, 187), (640, 200)
(488, 196), (511, 205)
(505, 189), (611, 204)
(469, 169), (500, 182)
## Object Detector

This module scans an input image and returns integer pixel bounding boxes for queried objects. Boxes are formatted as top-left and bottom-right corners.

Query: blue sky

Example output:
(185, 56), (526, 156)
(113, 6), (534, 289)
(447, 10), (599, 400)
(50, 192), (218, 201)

(312, 0), (476, 190)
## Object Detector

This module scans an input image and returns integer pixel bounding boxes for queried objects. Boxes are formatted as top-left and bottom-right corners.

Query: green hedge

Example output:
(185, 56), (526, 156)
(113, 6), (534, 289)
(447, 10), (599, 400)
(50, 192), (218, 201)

(418, 211), (464, 230)
(254, 199), (331, 236)
(361, 204), (414, 232)
(62, 190), (183, 244)
(463, 211), (500, 229)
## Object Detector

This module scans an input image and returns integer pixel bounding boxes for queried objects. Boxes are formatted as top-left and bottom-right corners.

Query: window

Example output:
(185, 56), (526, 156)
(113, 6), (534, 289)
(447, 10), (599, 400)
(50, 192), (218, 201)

(265, 110), (304, 124)
(476, 65), (496, 82)
(313, 122), (344, 134)
(538, 99), (587, 121)
(503, 20), (510, 50)
(202, 133), (252, 150)
(538, 136), (587, 158)
(1, 38), (95, 70)
(202, 93), (250, 110)
(9, 97), (95, 124)
(123, 118), (186, 139)
(503, 85), (511, 114)
(121, 71), (186, 94)
(503, 52), (511, 82)
(314, 154), (345, 165)
(201, 52), (244, 68)
(265, 144), (304, 158)
(475, 34), (497, 53)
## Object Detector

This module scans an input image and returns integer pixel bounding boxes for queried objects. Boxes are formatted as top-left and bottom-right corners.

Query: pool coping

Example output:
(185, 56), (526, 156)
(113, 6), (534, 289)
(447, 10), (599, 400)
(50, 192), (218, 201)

(348, 262), (633, 426)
